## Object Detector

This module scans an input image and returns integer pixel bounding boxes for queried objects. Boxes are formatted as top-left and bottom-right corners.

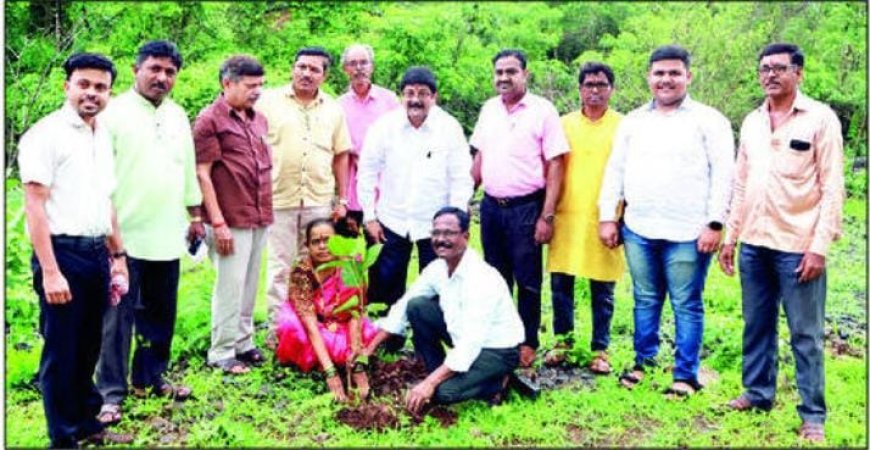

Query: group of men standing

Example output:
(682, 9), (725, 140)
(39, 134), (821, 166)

(19, 37), (842, 447)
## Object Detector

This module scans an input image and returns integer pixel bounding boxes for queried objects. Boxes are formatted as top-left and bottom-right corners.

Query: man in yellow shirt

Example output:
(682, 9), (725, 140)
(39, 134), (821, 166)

(546, 62), (624, 373)
(256, 47), (352, 343)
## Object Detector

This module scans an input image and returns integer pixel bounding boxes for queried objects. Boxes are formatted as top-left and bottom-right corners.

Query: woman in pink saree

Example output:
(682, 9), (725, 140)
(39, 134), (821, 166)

(275, 218), (378, 401)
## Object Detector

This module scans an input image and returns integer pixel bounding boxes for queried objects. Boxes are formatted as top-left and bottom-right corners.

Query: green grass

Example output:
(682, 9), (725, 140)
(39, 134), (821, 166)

(4, 180), (867, 447)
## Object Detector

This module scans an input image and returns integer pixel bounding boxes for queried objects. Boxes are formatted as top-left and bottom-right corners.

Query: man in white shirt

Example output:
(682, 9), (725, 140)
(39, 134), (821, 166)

(598, 45), (734, 396)
(18, 52), (133, 447)
(357, 66), (473, 349)
(361, 207), (524, 412)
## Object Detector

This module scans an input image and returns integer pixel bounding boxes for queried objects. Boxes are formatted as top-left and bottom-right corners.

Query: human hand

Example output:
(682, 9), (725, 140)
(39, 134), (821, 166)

(326, 374), (348, 403)
(352, 371), (371, 401)
(718, 243), (736, 276)
(187, 220), (205, 244)
(795, 252), (826, 283)
(332, 204), (348, 221)
(43, 270), (72, 304)
(697, 228), (722, 254)
(365, 221), (386, 243)
(598, 221), (619, 249)
(214, 224), (234, 256)
(534, 217), (553, 244)
(405, 380), (435, 414)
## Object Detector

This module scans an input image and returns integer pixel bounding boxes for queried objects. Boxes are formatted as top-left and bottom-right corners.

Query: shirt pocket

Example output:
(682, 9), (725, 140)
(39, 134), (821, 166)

(421, 146), (448, 181)
(775, 133), (815, 180)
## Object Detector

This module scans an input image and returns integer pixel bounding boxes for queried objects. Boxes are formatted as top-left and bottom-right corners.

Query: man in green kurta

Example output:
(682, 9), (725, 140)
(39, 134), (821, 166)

(545, 62), (625, 373)
(95, 40), (203, 425)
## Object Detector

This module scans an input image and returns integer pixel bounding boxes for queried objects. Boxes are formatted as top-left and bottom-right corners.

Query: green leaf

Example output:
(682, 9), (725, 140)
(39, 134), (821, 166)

(341, 266), (362, 288)
(363, 243), (383, 270)
(314, 260), (344, 272)
(366, 302), (389, 316)
(332, 295), (359, 315)
(326, 235), (357, 257)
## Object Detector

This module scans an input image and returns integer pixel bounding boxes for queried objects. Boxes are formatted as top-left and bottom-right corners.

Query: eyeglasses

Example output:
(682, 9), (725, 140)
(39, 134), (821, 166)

(581, 82), (611, 90)
(309, 236), (330, 247)
(430, 229), (461, 239)
(402, 89), (433, 99)
(758, 64), (795, 76)
(344, 60), (370, 69)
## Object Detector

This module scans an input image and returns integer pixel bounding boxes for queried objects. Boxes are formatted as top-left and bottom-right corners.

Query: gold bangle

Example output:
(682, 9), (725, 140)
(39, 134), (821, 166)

(323, 366), (337, 378)
(191, 216), (203, 223)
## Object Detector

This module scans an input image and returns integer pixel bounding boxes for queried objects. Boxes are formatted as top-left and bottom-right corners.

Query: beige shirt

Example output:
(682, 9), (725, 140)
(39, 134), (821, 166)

(256, 85), (351, 209)
(725, 91), (844, 256)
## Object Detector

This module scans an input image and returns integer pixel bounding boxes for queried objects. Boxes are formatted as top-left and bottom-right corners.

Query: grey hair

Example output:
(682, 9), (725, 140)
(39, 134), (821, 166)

(340, 43), (375, 66)
(218, 55), (264, 85)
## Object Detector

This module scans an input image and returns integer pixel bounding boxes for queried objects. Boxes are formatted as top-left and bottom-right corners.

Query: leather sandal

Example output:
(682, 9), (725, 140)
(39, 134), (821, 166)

(619, 366), (645, 390)
(209, 357), (250, 375)
(664, 379), (702, 398)
(798, 422), (825, 443)
(237, 348), (266, 367)
(588, 351), (612, 374)
(96, 403), (121, 425)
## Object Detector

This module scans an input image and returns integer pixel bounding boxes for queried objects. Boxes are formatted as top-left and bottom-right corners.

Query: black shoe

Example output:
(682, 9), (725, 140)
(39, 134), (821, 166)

(508, 370), (540, 400)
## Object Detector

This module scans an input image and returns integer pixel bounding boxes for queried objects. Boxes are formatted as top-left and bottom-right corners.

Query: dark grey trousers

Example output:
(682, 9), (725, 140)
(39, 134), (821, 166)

(406, 296), (519, 404)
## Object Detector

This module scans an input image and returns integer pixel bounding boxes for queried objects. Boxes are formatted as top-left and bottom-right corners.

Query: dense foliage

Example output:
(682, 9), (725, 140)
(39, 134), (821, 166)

(4, 2), (868, 189)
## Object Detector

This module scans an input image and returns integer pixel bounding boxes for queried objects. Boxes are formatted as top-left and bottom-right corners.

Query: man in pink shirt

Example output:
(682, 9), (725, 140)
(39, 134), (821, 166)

(337, 43), (400, 236)
(719, 43), (844, 443)
(470, 49), (570, 367)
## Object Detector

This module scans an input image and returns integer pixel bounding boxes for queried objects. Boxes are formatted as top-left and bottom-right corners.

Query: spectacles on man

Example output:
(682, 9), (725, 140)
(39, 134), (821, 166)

(581, 81), (611, 90)
(430, 229), (461, 239)
(403, 89), (433, 99)
(345, 60), (370, 69)
(757, 64), (795, 76)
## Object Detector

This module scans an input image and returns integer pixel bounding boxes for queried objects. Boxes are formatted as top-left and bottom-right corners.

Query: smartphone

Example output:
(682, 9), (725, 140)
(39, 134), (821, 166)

(188, 236), (203, 255)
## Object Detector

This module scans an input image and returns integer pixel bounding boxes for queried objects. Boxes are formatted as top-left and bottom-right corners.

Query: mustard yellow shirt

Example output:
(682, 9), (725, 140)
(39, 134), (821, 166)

(547, 108), (625, 281)
(256, 85), (351, 209)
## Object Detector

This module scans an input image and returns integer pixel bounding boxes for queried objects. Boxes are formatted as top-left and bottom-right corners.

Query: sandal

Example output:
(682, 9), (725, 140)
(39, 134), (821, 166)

(237, 348), (266, 367)
(664, 379), (703, 398)
(543, 342), (570, 367)
(798, 422), (825, 443)
(619, 366), (645, 390)
(209, 357), (250, 375)
(96, 403), (121, 425)
(156, 383), (193, 401)
(588, 351), (612, 374)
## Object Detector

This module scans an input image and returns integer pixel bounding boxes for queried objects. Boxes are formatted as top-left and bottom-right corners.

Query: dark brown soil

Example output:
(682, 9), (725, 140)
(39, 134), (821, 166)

(335, 356), (458, 431)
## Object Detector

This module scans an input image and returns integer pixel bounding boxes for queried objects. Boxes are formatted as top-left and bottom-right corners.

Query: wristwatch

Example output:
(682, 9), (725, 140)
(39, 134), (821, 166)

(111, 251), (128, 259)
(707, 221), (723, 231)
(337, 198), (349, 207)
(542, 213), (555, 224)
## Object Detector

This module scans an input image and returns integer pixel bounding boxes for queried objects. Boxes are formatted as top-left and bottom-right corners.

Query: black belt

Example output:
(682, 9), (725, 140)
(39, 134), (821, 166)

(484, 189), (544, 208)
(51, 234), (107, 250)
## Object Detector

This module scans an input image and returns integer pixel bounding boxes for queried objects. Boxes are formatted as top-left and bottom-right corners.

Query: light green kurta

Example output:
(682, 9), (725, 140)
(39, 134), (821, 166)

(102, 89), (202, 260)
(547, 109), (625, 281)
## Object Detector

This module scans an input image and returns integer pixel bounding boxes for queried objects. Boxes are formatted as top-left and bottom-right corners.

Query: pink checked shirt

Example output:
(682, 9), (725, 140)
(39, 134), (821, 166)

(470, 92), (570, 198)
(338, 84), (400, 211)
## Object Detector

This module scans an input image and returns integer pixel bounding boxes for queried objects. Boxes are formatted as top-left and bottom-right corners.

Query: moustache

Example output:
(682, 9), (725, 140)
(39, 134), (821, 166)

(408, 102), (424, 109)
(434, 241), (452, 250)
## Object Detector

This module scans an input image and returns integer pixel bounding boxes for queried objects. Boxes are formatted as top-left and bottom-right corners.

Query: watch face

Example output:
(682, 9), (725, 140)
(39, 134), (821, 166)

(709, 221), (723, 231)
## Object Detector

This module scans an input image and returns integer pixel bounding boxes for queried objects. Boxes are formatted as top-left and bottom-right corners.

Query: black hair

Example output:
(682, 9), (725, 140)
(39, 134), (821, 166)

(492, 49), (527, 69)
(304, 218), (335, 245)
(63, 52), (117, 86)
(758, 42), (804, 68)
(219, 55), (265, 85)
(578, 61), (615, 86)
(399, 66), (438, 93)
(136, 40), (183, 70)
(295, 47), (333, 71)
(649, 45), (691, 69)
(433, 207), (470, 232)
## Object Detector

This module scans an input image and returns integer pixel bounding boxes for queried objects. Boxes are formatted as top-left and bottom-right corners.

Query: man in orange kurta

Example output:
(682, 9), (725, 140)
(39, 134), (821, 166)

(545, 62), (624, 373)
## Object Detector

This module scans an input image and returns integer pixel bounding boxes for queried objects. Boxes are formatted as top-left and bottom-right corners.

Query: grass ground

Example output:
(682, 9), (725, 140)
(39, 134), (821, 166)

(4, 182), (867, 447)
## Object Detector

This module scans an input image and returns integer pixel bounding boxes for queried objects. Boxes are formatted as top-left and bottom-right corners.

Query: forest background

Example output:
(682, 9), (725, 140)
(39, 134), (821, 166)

(4, 1), (868, 447)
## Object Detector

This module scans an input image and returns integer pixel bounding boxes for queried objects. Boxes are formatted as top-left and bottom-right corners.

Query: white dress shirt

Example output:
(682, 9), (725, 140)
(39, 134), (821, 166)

(378, 248), (525, 372)
(18, 102), (116, 237)
(357, 105), (473, 241)
(598, 96), (735, 241)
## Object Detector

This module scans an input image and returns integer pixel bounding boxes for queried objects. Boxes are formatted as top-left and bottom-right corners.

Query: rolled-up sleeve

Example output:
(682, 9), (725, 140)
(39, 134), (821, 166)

(376, 263), (438, 335)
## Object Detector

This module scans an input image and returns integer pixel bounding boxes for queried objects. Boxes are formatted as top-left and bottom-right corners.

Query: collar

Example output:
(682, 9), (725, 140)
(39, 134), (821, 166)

(284, 84), (324, 105)
(61, 102), (91, 129)
(647, 94), (695, 112)
(130, 87), (165, 111)
(759, 90), (812, 114)
(216, 94), (255, 120)
(402, 105), (439, 131)
(580, 107), (611, 124)
(347, 83), (377, 102)
(448, 247), (479, 280)
(501, 91), (529, 113)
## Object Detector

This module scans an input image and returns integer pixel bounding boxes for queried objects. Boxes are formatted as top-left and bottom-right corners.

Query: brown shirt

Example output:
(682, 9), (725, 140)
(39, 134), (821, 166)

(194, 95), (274, 228)
(725, 91), (844, 256)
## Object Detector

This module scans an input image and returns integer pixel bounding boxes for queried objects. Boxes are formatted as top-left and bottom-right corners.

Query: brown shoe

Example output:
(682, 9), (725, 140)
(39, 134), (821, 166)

(81, 429), (135, 446)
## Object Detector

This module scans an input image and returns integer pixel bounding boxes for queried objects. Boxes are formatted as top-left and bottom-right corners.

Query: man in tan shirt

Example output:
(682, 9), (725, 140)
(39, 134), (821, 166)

(256, 47), (352, 342)
(719, 43), (844, 443)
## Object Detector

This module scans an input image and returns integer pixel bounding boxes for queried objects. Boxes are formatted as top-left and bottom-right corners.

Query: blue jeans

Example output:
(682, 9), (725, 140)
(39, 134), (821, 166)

(622, 225), (711, 382)
(550, 273), (615, 351)
(738, 243), (826, 423)
(480, 192), (544, 349)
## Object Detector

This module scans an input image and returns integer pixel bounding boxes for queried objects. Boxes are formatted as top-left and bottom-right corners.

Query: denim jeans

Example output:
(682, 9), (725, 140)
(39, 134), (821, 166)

(550, 273), (616, 351)
(622, 225), (711, 382)
(406, 296), (519, 404)
(738, 243), (826, 423)
(33, 236), (109, 448)
(480, 193), (543, 349)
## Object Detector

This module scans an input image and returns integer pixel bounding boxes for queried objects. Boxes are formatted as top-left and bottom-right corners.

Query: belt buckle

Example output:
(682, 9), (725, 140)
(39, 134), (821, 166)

(496, 197), (509, 207)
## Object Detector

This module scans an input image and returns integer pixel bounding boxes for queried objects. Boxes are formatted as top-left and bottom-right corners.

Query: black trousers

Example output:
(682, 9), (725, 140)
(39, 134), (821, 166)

(128, 258), (181, 389)
(406, 296), (519, 404)
(32, 236), (109, 448)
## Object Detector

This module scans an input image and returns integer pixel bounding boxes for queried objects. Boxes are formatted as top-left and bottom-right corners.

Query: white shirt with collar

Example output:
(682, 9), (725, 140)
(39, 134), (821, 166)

(598, 95), (735, 241)
(377, 248), (525, 372)
(17, 102), (116, 237)
(357, 105), (473, 241)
